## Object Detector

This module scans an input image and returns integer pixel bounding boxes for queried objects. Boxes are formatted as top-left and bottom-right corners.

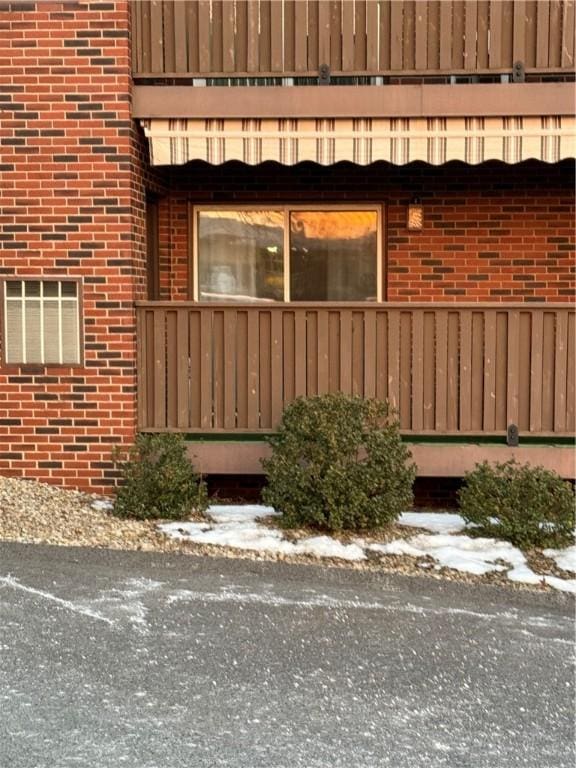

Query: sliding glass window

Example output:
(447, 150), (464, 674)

(195, 206), (381, 302)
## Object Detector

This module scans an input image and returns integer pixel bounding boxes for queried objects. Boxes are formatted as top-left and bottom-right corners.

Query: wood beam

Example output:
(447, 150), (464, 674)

(133, 83), (576, 119)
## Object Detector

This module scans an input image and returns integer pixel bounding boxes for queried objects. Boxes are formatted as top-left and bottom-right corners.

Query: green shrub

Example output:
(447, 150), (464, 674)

(113, 433), (208, 520)
(262, 393), (415, 532)
(458, 460), (575, 549)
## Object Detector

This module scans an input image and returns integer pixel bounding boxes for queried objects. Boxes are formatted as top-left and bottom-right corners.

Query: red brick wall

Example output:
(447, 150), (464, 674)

(0, 0), (149, 492)
(159, 160), (574, 302)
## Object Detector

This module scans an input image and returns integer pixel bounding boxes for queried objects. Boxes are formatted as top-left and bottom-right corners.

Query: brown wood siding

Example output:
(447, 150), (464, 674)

(131, 0), (576, 77)
(136, 302), (575, 436)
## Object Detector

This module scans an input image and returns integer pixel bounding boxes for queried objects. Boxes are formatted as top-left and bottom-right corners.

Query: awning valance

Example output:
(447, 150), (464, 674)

(141, 116), (576, 167)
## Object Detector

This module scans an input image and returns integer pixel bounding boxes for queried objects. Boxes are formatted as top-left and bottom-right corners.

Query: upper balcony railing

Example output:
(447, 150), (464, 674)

(132, 0), (575, 80)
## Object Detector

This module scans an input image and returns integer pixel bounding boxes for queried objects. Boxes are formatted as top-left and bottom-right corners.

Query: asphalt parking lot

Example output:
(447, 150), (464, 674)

(0, 542), (573, 768)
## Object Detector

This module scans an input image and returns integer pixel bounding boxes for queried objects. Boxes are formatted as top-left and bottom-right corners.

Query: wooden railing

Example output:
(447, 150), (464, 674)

(136, 303), (575, 436)
(131, 0), (575, 78)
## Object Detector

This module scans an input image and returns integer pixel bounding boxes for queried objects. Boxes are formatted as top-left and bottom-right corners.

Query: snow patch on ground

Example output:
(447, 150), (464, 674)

(543, 545), (576, 574)
(158, 507), (576, 593)
(398, 512), (468, 534)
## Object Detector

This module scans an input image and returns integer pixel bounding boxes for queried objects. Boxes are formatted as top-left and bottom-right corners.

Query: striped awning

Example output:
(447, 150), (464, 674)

(141, 116), (576, 167)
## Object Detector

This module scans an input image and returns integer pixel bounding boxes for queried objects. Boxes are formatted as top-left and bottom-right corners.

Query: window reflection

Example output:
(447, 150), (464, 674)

(198, 210), (284, 302)
(290, 211), (377, 301)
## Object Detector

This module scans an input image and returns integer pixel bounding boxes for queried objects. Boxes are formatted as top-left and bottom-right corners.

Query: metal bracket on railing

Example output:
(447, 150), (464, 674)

(507, 424), (519, 446)
(319, 64), (331, 85)
(512, 61), (525, 83)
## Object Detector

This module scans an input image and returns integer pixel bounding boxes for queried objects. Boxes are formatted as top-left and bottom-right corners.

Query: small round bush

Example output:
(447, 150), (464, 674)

(458, 460), (575, 549)
(113, 433), (208, 520)
(262, 393), (415, 532)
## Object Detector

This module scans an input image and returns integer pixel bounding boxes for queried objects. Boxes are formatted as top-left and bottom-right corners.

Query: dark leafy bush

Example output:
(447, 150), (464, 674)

(113, 433), (208, 520)
(458, 460), (575, 549)
(262, 393), (415, 532)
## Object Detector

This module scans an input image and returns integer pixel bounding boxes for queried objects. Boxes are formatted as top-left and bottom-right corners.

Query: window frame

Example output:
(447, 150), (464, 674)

(1, 277), (83, 367)
(191, 203), (384, 303)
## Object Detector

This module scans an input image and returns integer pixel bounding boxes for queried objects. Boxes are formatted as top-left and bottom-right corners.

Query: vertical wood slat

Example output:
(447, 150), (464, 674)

(259, 0), (272, 72)
(131, 0), (141, 73)
(566, 312), (575, 432)
(351, 312), (364, 396)
(270, 311), (284, 426)
(435, 310), (448, 431)
(524, 0), (538, 68)
(177, 309), (190, 427)
(330, 0), (343, 71)
(512, 0), (526, 65)
(294, 0), (308, 71)
(401, 0), (415, 71)
(307, 0), (319, 71)
(306, 311), (318, 396)
(489, 0), (503, 68)
(149, 0), (164, 73)
(561, 0), (575, 67)
(318, 1), (331, 69)
(283, 0), (296, 73)
(200, 310), (213, 429)
(235, 312), (248, 428)
(387, 310), (400, 412)
(189, 311), (201, 427)
(554, 311), (569, 431)
(317, 310), (330, 394)
(197, 1), (211, 73)
(235, 0), (248, 73)
(185, 1), (199, 73)
(459, 311), (472, 430)
(464, 0), (478, 70)
(506, 311), (520, 428)
(270, 0), (284, 72)
(222, 0), (236, 73)
(153, 309), (166, 428)
(529, 309), (543, 431)
(379, 0), (392, 70)
(162, 0), (176, 73)
(439, 0), (453, 70)
(390, 0), (404, 70)
(518, 312), (532, 430)
(422, 312), (435, 430)
(246, 310), (260, 428)
(426, 0), (440, 71)
(411, 310), (424, 431)
(501, 0), (514, 67)
(399, 312), (412, 428)
(339, 310), (353, 393)
(341, 0), (355, 71)
(211, 0), (224, 73)
(415, 0), (428, 70)
(536, 0), (551, 69)
(223, 310), (236, 428)
(139, 0), (152, 73)
(363, 310), (377, 399)
(354, 0), (367, 71)
(451, 0), (465, 69)
(541, 312), (556, 431)
(476, 0), (490, 69)
(483, 310), (497, 430)
(548, 0), (563, 68)
(494, 312), (508, 431)
(366, 0), (379, 71)
(173, 1), (188, 72)
(136, 309), (147, 429)
(247, 0), (260, 72)
(259, 312), (272, 427)
(446, 312), (459, 430)
(470, 312), (484, 431)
